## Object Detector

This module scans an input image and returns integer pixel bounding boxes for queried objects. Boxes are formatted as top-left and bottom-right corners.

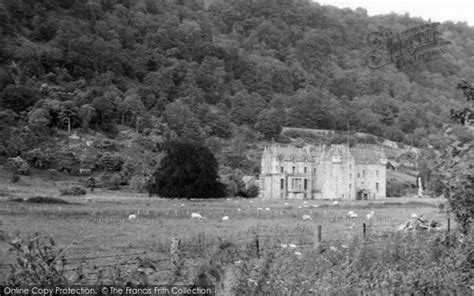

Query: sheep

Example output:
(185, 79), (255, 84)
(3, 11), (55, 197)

(294, 251), (302, 256)
(302, 214), (312, 221)
(284, 202), (289, 206)
(312, 205), (319, 208)
(265, 207), (270, 211)
(237, 208), (242, 212)
(332, 201), (339, 205)
(191, 213), (203, 219)
(347, 211), (358, 218)
(128, 209), (140, 220)
(257, 207), (263, 211)
(288, 244), (297, 249)
(280, 244), (288, 248)
(366, 211), (375, 220)
(329, 246), (338, 252)
(222, 216), (229, 221)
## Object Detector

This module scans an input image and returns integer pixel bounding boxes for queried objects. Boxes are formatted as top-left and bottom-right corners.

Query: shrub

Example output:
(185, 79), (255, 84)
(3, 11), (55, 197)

(245, 184), (260, 198)
(27, 196), (69, 204)
(24, 148), (54, 169)
(11, 174), (20, 183)
(129, 175), (148, 193)
(0, 233), (71, 285)
(96, 153), (124, 172)
(4, 156), (30, 175)
(54, 152), (80, 174)
(59, 185), (86, 196)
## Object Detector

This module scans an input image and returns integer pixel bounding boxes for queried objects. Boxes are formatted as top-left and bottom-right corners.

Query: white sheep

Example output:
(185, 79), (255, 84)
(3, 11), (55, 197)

(280, 244), (288, 248)
(302, 214), (312, 221)
(237, 208), (242, 212)
(222, 216), (229, 221)
(332, 201), (339, 205)
(265, 207), (270, 211)
(288, 244), (297, 249)
(366, 211), (375, 220)
(294, 251), (302, 256)
(312, 205), (319, 208)
(347, 211), (358, 218)
(257, 207), (263, 211)
(330, 246), (338, 252)
(191, 213), (203, 219)
(284, 202), (289, 206)
(128, 209), (140, 220)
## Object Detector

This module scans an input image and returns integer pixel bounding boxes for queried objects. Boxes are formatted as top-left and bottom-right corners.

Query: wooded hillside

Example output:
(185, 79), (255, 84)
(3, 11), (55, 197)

(0, 0), (473, 179)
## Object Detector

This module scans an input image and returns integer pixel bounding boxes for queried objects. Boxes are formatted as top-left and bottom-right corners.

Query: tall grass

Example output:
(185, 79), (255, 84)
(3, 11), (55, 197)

(1, 229), (471, 295)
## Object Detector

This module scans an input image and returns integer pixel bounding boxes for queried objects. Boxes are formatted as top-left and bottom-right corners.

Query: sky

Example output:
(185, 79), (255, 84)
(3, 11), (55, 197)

(315, 0), (474, 26)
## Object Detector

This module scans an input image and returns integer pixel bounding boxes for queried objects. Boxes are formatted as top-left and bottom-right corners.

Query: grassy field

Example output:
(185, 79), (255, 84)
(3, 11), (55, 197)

(1, 169), (462, 293)
(0, 171), (447, 257)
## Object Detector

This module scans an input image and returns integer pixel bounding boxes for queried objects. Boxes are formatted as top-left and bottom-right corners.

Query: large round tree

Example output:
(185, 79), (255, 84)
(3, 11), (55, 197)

(148, 140), (226, 199)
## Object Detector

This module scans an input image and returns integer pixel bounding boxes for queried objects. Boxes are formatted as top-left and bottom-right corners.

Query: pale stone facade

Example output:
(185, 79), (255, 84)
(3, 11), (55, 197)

(259, 144), (387, 200)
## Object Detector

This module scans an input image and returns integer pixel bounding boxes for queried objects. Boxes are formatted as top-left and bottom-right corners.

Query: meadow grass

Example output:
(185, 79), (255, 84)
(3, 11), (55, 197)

(1, 173), (469, 294)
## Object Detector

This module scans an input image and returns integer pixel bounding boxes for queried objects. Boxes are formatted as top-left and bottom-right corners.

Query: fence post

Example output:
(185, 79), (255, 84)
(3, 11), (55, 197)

(446, 217), (451, 248)
(315, 225), (322, 253)
(255, 234), (260, 258)
(363, 223), (366, 239)
(170, 237), (182, 276)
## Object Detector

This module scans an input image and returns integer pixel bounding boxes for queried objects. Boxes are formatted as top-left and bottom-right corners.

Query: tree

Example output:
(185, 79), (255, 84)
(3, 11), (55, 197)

(435, 81), (474, 234)
(148, 141), (226, 199)
(255, 108), (282, 140)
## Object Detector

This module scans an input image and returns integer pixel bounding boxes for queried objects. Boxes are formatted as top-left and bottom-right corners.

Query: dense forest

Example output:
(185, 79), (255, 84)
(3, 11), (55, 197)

(0, 0), (473, 188)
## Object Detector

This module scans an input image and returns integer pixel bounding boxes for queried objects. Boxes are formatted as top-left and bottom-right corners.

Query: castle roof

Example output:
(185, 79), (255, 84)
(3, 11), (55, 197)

(264, 144), (386, 164)
(350, 148), (386, 164)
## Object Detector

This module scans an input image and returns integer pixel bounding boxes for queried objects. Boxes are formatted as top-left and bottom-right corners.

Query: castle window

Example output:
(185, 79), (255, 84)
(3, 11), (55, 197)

(357, 173), (360, 178)
(349, 183), (352, 189)
(376, 170), (379, 177)
(350, 173), (352, 179)
(304, 179), (308, 190)
(313, 168), (317, 174)
(292, 166), (296, 174)
(376, 183), (379, 192)
(281, 166), (284, 173)
(304, 167), (307, 173)
(363, 170), (366, 177)
(280, 179), (285, 189)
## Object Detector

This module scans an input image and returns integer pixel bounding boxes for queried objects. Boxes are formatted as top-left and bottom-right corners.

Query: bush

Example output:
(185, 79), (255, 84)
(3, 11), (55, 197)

(4, 157), (30, 175)
(245, 184), (260, 198)
(59, 185), (86, 196)
(24, 148), (54, 169)
(11, 174), (20, 183)
(96, 153), (124, 172)
(54, 152), (80, 174)
(27, 196), (69, 204)
(129, 175), (148, 193)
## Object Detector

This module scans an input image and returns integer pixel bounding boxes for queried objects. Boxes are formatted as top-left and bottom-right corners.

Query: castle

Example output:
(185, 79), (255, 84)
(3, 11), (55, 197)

(259, 144), (387, 200)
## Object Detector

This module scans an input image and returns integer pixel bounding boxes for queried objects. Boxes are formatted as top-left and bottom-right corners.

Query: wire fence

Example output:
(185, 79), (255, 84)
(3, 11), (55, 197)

(0, 216), (452, 282)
